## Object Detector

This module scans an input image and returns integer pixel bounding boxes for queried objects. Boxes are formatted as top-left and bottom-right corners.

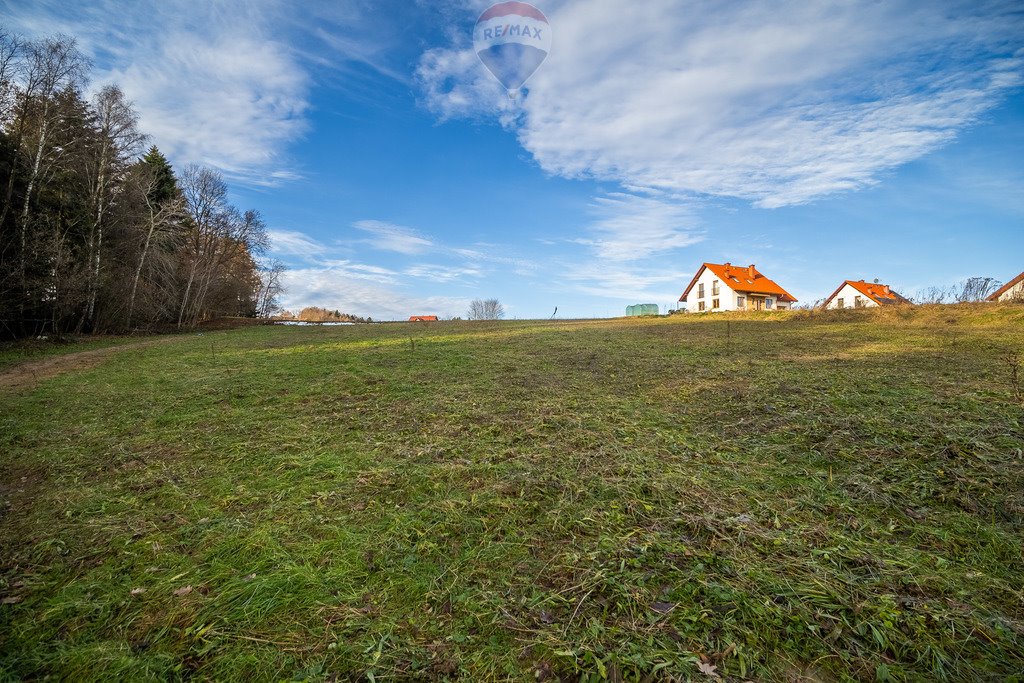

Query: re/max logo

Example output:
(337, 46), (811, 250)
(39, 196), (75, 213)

(482, 24), (543, 40)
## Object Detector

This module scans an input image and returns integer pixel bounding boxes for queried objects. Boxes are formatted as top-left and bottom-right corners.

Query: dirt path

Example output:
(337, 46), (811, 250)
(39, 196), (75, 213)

(0, 337), (181, 392)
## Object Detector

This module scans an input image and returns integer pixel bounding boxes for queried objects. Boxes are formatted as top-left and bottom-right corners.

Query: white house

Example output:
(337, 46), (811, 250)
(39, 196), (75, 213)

(987, 271), (1024, 302)
(679, 263), (797, 313)
(822, 280), (910, 309)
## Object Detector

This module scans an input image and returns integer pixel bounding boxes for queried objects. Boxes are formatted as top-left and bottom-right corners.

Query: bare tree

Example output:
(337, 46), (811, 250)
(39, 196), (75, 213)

(177, 165), (267, 327)
(4, 84), (96, 336)
(0, 29), (22, 129)
(467, 298), (505, 320)
(177, 164), (228, 327)
(255, 259), (286, 318)
(915, 277), (1002, 304)
(123, 164), (185, 328)
(2, 36), (88, 255)
(0, 35), (89, 337)
(79, 85), (147, 329)
(953, 277), (1001, 303)
(914, 285), (951, 304)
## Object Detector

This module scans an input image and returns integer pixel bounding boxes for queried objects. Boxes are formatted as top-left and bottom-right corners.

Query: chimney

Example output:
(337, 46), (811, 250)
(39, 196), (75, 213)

(747, 264), (755, 278)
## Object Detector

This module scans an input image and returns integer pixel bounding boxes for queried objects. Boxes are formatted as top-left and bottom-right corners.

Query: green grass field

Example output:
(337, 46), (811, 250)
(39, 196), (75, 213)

(2, 306), (1023, 681)
(0, 334), (155, 373)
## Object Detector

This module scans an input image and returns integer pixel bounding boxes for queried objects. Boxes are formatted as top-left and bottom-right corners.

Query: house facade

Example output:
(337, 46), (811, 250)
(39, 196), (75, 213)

(986, 271), (1024, 302)
(822, 280), (910, 309)
(679, 263), (797, 313)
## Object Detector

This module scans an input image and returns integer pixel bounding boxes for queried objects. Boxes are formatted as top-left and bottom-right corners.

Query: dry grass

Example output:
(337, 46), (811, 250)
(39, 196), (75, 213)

(1, 304), (1023, 681)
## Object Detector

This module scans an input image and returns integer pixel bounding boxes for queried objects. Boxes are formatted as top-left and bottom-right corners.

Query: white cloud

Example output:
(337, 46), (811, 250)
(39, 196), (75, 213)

(265, 226), (524, 318)
(102, 30), (309, 184)
(405, 263), (482, 282)
(266, 227), (466, 318)
(2, 0), (310, 183)
(561, 262), (690, 304)
(1, 0), (415, 185)
(580, 192), (704, 261)
(280, 267), (470, 320)
(353, 220), (435, 255)
(267, 228), (400, 284)
(317, 260), (398, 285)
(451, 247), (539, 275)
(268, 229), (330, 260)
(419, 0), (1024, 208)
(417, 43), (518, 124)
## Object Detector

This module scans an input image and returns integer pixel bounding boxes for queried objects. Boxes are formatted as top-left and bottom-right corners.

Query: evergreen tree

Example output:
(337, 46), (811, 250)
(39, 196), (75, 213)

(138, 145), (178, 205)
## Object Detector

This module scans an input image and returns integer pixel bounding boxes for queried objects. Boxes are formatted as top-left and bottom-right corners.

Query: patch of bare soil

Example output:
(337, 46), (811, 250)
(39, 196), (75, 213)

(0, 337), (179, 392)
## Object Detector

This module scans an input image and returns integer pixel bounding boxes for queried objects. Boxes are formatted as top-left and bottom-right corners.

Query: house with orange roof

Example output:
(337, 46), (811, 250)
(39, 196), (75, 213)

(409, 315), (439, 322)
(822, 279), (911, 309)
(986, 271), (1024, 302)
(679, 263), (797, 313)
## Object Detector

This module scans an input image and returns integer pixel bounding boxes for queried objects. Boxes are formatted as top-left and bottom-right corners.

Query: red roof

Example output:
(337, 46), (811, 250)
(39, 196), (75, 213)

(679, 263), (797, 303)
(987, 271), (1024, 301)
(409, 315), (438, 322)
(824, 280), (911, 307)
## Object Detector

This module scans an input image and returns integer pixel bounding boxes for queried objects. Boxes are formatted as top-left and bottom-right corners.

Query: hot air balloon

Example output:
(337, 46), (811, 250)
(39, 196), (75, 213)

(473, 2), (551, 100)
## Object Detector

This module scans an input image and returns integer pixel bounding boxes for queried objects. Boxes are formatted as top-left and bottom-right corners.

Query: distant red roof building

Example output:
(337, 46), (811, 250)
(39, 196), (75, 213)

(409, 315), (439, 322)
(823, 280), (911, 308)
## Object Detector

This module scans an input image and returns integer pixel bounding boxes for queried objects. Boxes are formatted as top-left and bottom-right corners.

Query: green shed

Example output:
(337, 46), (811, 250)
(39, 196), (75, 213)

(626, 303), (659, 316)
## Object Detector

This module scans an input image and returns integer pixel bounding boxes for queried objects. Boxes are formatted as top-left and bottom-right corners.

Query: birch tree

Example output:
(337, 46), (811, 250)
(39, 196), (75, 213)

(80, 85), (146, 329)
(1, 36), (87, 264)
(124, 163), (185, 328)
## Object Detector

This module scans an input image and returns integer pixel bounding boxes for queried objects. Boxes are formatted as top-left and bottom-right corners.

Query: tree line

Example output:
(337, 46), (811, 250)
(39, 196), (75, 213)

(0, 29), (284, 339)
(280, 307), (373, 323)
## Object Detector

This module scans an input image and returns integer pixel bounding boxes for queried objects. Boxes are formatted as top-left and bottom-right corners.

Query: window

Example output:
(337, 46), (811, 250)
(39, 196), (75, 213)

(854, 296), (863, 308)
(765, 298), (774, 309)
(836, 297), (844, 309)
(698, 283), (705, 298)
(698, 301), (706, 312)
(712, 279), (720, 295)
(736, 296), (745, 309)
(712, 298), (720, 309)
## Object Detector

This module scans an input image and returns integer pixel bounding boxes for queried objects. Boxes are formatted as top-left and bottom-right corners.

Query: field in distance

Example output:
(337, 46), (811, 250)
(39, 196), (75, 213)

(2, 305), (1023, 681)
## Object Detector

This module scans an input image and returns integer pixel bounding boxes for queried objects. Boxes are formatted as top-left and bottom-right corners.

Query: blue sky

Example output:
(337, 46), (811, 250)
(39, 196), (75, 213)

(4, 0), (1023, 319)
